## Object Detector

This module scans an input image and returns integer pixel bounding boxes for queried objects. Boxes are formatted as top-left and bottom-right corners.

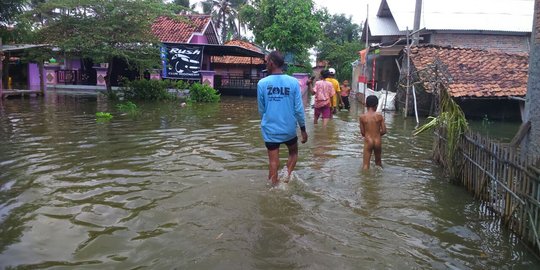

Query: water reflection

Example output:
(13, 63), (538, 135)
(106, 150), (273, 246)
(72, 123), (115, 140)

(0, 93), (537, 269)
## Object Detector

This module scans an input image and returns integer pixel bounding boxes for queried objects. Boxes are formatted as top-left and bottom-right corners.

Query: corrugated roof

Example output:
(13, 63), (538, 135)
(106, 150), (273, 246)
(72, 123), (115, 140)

(151, 15), (212, 43)
(408, 45), (529, 98)
(368, 16), (403, 36)
(370, 0), (533, 35)
(1, 44), (49, 52)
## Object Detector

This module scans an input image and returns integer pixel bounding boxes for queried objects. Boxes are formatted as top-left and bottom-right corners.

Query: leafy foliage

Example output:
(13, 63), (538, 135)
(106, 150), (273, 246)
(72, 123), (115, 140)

(116, 101), (138, 113)
(121, 79), (179, 101)
(315, 13), (363, 82)
(240, 0), (322, 56)
(174, 0), (190, 8)
(0, 0), (26, 26)
(414, 87), (468, 178)
(285, 65), (312, 76)
(199, 0), (247, 42)
(187, 82), (220, 103)
(24, 0), (172, 93)
(317, 40), (363, 82)
(320, 12), (361, 44)
(95, 112), (113, 120)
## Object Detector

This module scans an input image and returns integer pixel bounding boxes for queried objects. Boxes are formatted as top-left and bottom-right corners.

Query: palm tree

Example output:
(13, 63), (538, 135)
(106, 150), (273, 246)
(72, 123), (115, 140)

(199, 0), (247, 43)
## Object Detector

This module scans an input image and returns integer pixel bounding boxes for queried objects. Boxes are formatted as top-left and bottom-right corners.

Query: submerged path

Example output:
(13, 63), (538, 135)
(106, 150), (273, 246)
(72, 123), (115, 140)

(0, 94), (537, 269)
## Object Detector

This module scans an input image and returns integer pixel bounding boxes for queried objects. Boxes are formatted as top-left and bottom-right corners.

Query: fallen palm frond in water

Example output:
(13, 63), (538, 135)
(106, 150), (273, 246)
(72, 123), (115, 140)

(414, 87), (468, 179)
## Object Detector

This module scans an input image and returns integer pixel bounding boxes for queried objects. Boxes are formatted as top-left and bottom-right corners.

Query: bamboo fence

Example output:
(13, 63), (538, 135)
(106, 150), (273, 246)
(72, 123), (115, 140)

(434, 129), (540, 254)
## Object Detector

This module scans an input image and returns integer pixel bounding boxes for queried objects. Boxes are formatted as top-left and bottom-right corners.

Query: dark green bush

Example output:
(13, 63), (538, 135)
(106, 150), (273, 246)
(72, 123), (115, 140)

(187, 82), (220, 103)
(121, 80), (177, 101)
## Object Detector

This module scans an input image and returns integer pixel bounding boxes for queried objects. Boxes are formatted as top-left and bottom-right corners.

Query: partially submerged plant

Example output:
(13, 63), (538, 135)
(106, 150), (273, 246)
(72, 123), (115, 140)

(95, 112), (113, 121)
(414, 87), (468, 178)
(116, 101), (138, 113)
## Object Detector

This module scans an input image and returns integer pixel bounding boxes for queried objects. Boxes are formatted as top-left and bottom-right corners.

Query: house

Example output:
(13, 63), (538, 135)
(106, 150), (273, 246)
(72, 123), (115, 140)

(406, 44), (528, 120)
(41, 14), (265, 93)
(151, 15), (266, 95)
(210, 39), (265, 96)
(355, 0), (533, 118)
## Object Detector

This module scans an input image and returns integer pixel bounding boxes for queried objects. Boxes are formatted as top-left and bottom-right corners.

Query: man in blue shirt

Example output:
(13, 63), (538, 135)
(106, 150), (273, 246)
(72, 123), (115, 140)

(257, 51), (308, 186)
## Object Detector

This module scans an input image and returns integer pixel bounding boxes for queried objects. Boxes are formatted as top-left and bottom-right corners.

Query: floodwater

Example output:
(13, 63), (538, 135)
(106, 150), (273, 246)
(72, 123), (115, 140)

(0, 92), (538, 269)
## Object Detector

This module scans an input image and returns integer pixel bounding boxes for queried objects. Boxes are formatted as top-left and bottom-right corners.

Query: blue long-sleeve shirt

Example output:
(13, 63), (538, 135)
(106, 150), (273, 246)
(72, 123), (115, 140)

(257, 74), (306, 143)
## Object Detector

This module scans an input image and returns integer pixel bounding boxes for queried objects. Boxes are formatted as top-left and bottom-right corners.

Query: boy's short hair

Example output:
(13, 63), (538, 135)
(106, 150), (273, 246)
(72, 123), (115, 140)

(320, 69), (329, 79)
(366, 95), (378, 108)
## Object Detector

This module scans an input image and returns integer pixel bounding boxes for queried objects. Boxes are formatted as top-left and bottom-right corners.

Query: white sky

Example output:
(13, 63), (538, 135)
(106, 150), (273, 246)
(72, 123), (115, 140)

(190, 0), (371, 65)
(191, 0), (370, 26)
(313, 0), (369, 26)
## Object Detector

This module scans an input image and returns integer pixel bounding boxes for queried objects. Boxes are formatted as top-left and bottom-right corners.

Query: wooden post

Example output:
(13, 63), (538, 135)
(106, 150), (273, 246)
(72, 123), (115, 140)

(0, 37), (3, 97)
(412, 0), (422, 45)
(404, 28), (410, 117)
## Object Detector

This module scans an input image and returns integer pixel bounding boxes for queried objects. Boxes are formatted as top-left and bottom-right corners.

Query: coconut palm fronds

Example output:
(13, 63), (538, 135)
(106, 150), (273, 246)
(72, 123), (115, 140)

(414, 86), (468, 178)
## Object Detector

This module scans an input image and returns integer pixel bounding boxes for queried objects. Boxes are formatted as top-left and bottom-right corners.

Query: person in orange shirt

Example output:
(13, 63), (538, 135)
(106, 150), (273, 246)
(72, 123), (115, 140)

(325, 68), (341, 114)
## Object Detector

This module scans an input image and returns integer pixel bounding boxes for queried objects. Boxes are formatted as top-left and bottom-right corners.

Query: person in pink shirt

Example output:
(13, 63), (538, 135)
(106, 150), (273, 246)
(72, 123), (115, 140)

(311, 70), (335, 127)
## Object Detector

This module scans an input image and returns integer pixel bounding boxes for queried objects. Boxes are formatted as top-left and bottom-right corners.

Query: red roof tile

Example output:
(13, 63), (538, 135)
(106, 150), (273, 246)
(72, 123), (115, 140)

(151, 15), (211, 43)
(211, 40), (264, 65)
(408, 45), (529, 98)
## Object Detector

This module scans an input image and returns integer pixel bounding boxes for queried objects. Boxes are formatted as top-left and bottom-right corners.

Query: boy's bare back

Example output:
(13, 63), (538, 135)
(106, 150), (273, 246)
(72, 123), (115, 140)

(360, 110), (387, 169)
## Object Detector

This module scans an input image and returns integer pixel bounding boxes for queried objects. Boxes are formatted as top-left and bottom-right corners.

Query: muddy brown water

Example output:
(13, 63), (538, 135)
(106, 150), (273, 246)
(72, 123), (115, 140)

(0, 92), (537, 269)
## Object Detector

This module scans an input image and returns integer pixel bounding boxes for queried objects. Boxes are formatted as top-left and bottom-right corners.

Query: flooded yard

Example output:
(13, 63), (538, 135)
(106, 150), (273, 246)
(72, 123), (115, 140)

(0, 92), (537, 269)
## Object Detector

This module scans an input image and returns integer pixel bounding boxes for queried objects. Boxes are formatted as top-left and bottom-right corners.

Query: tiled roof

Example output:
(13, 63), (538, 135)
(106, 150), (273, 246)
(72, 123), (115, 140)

(211, 40), (264, 65)
(151, 15), (211, 43)
(408, 45), (529, 98)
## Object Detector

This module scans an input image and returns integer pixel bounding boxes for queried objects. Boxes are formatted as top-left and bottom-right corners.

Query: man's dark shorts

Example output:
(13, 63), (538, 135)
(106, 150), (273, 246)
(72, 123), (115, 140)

(265, 136), (298, 150)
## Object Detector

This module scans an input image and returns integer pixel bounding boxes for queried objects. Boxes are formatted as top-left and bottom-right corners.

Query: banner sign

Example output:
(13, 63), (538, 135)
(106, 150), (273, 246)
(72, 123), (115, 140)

(161, 44), (203, 79)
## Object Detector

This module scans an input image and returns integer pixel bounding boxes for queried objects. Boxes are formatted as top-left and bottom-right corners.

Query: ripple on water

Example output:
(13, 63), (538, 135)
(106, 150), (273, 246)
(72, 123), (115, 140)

(0, 98), (537, 269)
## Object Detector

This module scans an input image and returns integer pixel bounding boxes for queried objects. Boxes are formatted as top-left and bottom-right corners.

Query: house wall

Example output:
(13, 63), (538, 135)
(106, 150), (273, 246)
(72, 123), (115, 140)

(28, 63), (43, 89)
(431, 33), (530, 53)
(190, 34), (208, 44)
(213, 65), (259, 76)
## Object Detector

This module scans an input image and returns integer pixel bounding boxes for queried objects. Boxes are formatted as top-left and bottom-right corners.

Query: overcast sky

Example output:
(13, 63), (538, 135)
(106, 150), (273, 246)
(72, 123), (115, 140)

(190, 0), (370, 26)
(313, 0), (369, 26)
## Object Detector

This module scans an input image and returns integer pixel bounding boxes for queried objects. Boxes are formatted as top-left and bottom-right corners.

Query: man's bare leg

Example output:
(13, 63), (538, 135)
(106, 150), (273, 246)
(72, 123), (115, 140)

(267, 148), (280, 186)
(285, 142), (299, 182)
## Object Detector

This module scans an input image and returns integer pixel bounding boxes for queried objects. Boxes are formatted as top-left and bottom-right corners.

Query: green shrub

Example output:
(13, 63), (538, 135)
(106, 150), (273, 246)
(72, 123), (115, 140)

(187, 82), (220, 103)
(121, 79), (177, 101)
(96, 112), (113, 122)
(116, 101), (138, 113)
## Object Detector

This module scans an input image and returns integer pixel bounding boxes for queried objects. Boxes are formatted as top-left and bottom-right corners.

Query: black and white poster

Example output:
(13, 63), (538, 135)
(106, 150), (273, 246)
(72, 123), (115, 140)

(161, 44), (203, 79)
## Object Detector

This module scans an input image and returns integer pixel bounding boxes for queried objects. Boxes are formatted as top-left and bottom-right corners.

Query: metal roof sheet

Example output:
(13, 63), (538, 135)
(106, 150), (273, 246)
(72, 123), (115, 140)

(368, 15), (403, 36)
(1, 44), (49, 52)
(378, 0), (533, 33)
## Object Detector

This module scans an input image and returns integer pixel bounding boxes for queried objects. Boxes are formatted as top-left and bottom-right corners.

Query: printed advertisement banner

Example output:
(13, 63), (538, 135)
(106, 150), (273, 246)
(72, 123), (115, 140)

(161, 44), (203, 79)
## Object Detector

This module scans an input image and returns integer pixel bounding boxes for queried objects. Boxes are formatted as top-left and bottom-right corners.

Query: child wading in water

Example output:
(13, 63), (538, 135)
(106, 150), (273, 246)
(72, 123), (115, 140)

(360, 95), (387, 169)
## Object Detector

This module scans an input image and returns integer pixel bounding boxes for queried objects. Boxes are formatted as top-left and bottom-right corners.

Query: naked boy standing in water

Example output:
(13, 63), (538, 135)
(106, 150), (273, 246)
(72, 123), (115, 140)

(360, 95), (387, 169)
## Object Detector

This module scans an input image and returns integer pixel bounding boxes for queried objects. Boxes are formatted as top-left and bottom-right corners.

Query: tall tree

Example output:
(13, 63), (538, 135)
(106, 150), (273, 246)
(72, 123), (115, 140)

(240, 0), (322, 57)
(199, 0), (246, 43)
(174, 0), (190, 8)
(26, 0), (171, 93)
(524, 0), (540, 157)
(316, 13), (363, 82)
(0, 0), (26, 28)
(322, 13), (361, 44)
(0, 0), (28, 90)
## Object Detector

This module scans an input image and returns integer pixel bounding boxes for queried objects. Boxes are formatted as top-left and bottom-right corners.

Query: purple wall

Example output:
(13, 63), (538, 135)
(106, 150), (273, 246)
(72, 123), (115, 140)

(190, 35), (208, 44)
(28, 63), (42, 89)
(68, 58), (81, 70)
